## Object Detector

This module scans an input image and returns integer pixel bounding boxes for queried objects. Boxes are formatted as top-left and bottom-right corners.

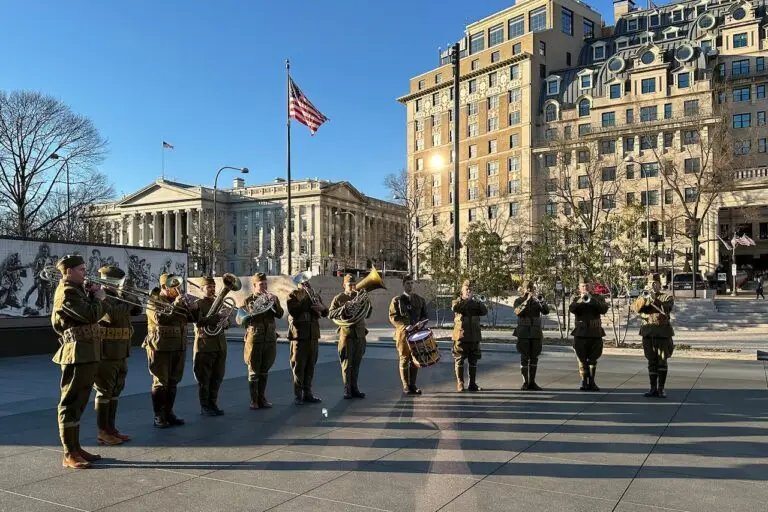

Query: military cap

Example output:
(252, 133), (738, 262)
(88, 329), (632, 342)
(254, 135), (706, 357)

(647, 273), (661, 283)
(402, 274), (414, 283)
(159, 273), (169, 287)
(200, 276), (215, 286)
(578, 275), (591, 285)
(462, 279), (472, 288)
(253, 272), (267, 283)
(98, 265), (125, 280)
(343, 273), (356, 284)
(56, 254), (85, 273)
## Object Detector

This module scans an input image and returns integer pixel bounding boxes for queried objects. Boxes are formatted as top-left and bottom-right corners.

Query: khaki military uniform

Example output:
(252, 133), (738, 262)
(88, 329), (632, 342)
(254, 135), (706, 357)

(632, 293), (674, 395)
(451, 297), (488, 390)
(143, 292), (199, 425)
(240, 294), (284, 408)
(287, 288), (328, 402)
(389, 293), (428, 391)
(51, 280), (108, 456)
(329, 291), (371, 397)
(513, 294), (549, 389)
(569, 294), (609, 390)
(193, 296), (228, 413)
(94, 293), (140, 438)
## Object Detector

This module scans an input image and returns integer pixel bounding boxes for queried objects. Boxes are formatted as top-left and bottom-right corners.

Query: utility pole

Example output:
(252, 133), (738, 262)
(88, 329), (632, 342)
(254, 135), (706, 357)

(451, 42), (461, 262)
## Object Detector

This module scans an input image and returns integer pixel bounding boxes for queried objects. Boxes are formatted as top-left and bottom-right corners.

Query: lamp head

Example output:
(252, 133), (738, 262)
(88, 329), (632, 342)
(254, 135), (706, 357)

(241, 167), (249, 174)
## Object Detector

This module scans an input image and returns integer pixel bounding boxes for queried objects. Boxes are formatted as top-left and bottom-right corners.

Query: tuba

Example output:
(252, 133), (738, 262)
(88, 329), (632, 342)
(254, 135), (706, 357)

(333, 266), (387, 327)
(189, 273), (242, 336)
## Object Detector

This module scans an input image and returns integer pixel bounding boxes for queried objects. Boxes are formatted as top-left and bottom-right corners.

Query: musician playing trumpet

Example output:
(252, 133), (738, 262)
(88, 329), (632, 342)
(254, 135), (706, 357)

(240, 273), (283, 409)
(287, 274), (327, 405)
(632, 273), (674, 398)
(389, 274), (428, 395)
(143, 273), (200, 429)
(452, 279), (488, 392)
(569, 276), (608, 391)
(193, 276), (228, 416)
(329, 274), (372, 399)
(513, 280), (549, 391)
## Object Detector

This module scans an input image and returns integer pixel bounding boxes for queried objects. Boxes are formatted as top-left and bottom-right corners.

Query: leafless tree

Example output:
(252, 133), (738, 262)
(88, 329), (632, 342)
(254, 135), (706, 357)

(0, 90), (111, 239)
(383, 168), (427, 275)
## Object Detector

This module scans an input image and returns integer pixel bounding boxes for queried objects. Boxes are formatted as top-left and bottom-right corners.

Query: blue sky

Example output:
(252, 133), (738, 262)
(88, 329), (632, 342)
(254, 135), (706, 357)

(4, 0), (618, 201)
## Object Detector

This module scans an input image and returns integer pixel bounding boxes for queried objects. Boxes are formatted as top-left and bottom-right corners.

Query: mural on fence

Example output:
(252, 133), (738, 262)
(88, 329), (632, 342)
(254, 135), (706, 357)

(0, 238), (187, 318)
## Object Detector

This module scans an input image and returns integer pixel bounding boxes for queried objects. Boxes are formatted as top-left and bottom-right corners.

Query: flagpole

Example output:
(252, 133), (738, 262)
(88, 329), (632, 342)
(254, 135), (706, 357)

(162, 142), (165, 179)
(286, 59), (293, 275)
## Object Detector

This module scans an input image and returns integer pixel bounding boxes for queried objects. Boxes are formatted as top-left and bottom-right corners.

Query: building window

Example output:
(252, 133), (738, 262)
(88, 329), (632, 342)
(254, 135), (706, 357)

(733, 113), (751, 128)
(545, 202), (557, 216)
(468, 208), (475, 222)
(758, 57), (765, 72)
(626, 192), (636, 204)
(469, 33), (484, 54)
(578, 99), (591, 116)
(759, 138), (767, 153)
(468, 164), (478, 180)
(600, 140), (616, 155)
(601, 194), (616, 210)
(732, 59), (750, 76)
(641, 190), (659, 206)
(584, 19), (594, 38)
(487, 184), (499, 198)
(602, 166), (617, 181)
(735, 140), (751, 155)
(641, 78), (656, 94)
(649, 13), (660, 26)
(489, 72), (498, 88)
(640, 106), (657, 122)
(509, 202), (520, 216)
(509, 15), (524, 38)
(544, 127), (556, 140)
(567, 52), (571, 66)
(593, 45), (605, 61)
(685, 158), (701, 174)
(509, 88), (521, 103)
(487, 160), (499, 176)
(758, 111), (766, 126)
(510, 133), (520, 148)
(530, 6), (547, 33)
(468, 102), (478, 116)
(664, 132), (673, 148)
(508, 179), (521, 193)
(683, 130), (699, 145)
(640, 135), (657, 149)
(435, 73), (442, 84)
(415, 119), (423, 132)
(432, 174), (441, 187)
(512, 42), (522, 55)
(602, 112), (616, 127)
(540, 41), (546, 56)
(677, 72), (690, 88)
(665, 189), (674, 205)
(509, 156), (521, 171)
(626, 109), (634, 123)
(684, 100), (699, 116)
(544, 154), (557, 167)
(546, 179), (557, 192)
(578, 123), (592, 136)
(564, 125), (572, 139)
(418, 80), (425, 90)
(432, 194), (440, 206)
(488, 116), (499, 132)
(545, 104), (557, 121)
(641, 163), (659, 178)
(468, 123), (478, 137)
(733, 33), (748, 48)
(626, 164), (635, 179)
(562, 7), (573, 35)
(415, 98), (422, 112)
(468, 187), (478, 200)
(580, 75), (592, 89)
(664, 103), (672, 119)
(468, 144), (477, 158)
(510, 64), (520, 80)
(415, 138), (424, 151)
(610, 84), (621, 99)
(627, 19), (638, 31)
(491, 50), (500, 63)
(489, 139), (497, 153)
(685, 187), (697, 203)
(468, 79), (477, 94)
(577, 175), (589, 189)
(509, 111), (521, 125)
(489, 23), (504, 47)
(577, 150), (590, 164)
(759, 85), (766, 99)
(416, 158), (423, 171)
(734, 87), (751, 102)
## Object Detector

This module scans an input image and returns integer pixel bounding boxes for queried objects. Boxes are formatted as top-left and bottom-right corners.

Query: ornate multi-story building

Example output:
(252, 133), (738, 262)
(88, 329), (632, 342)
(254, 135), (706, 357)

(400, 0), (768, 277)
(85, 177), (407, 276)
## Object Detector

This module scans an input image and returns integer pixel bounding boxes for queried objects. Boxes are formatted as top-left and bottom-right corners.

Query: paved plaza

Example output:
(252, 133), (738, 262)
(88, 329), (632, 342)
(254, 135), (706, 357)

(1, 342), (767, 512)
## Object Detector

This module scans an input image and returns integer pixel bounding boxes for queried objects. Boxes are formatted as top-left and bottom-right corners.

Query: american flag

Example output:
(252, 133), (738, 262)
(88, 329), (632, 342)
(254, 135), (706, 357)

(732, 234), (756, 247)
(289, 78), (328, 135)
(162, 141), (174, 149)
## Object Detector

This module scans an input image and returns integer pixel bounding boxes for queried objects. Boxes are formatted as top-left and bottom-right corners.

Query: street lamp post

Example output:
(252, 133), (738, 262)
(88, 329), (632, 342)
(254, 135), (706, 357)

(49, 153), (71, 239)
(335, 210), (358, 271)
(212, 166), (249, 276)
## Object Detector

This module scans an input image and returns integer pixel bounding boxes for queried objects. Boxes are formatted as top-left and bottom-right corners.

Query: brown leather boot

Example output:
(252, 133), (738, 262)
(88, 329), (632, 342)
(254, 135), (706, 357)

(455, 362), (465, 392)
(97, 430), (123, 446)
(249, 380), (260, 409)
(467, 365), (482, 391)
(62, 451), (90, 469)
(75, 426), (101, 462)
(257, 374), (272, 408)
(108, 399), (131, 441)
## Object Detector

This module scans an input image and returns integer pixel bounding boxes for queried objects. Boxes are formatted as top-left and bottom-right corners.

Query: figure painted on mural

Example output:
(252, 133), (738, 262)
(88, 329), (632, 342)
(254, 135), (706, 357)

(23, 243), (52, 312)
(0, 253), (26, 312)
(87, 249), (103, 277)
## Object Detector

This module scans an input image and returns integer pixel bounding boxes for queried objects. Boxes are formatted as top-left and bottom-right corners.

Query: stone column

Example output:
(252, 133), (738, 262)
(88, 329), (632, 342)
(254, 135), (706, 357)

(175, 211), (183, 250)
(119, 217), (126, 245)
(186, 209), (193, 249)
(137, 213), (146, 247)
(312, 204), (321, 272)
(162, 211), (171, 249)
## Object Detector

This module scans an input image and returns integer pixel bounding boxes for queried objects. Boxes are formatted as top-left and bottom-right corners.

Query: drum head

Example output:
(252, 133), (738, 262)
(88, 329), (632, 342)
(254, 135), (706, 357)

(409, 329), (432, 342)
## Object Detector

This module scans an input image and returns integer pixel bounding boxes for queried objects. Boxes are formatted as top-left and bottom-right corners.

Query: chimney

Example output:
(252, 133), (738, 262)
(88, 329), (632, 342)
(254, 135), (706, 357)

(613, 0), (636, 22)
(233, 177), (245, 189)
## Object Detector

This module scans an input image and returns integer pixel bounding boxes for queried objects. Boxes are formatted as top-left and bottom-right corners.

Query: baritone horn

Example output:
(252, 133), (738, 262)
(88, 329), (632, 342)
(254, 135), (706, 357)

(333, 266), (386, 327)
(189, 273), (242, 336)
(292, 270), (323, 307)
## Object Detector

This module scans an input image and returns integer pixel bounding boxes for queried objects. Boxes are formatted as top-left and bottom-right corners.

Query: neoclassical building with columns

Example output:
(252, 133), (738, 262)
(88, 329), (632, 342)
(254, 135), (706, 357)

(86, 177), (407, 276)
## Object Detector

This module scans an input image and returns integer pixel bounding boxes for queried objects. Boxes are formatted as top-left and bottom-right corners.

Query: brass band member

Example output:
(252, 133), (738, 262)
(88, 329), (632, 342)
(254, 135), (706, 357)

(287, 277), (327, 405)
(93, 265), (140, 446)
(329, 274), (371, 399)
(240, 273), (284, 409)
(632, 273), (674, 398)
(389, 274), (428, 395)
(51, 254), (109, 469)
(452, 279), (488, 392)
(513, 280), (549, 391)
(569, 276), (608, 391)
(143, 273), (199, 428)
(193, 276), (228, 416)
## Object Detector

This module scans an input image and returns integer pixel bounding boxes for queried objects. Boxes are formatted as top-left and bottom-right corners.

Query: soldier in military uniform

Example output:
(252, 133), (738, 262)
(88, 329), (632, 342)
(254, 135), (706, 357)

(286, 277), (327, 405)
(452, 279), (488, 392)
(51, 254), (109, 469)
(240, 273), (284, 409)
(632, 273), (675, 398)
(389, 274), (428, 395)
(513, 280), (549, 391)
(93, 265), (141, 446)
(193, 276), (228, 416)
(569, 276), (609, 391)
(329, 274), (371, 399)
(143, 273), (199, 428)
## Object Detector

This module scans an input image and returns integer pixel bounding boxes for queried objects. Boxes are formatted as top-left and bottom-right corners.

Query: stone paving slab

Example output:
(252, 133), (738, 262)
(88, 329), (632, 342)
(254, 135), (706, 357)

(0, 344), (767, 511)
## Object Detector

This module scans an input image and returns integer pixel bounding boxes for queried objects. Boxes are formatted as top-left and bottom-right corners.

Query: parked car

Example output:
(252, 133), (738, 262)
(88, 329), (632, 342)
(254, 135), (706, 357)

(672, 273), (708, 290)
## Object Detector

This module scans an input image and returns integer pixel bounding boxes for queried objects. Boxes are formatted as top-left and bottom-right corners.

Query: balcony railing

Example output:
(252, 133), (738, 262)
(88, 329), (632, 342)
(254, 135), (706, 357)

(733, 167), (768, 180)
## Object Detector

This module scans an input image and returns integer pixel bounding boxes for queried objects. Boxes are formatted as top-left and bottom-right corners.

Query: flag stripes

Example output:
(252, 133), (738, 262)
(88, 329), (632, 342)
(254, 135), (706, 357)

(289, 78), (328, 135)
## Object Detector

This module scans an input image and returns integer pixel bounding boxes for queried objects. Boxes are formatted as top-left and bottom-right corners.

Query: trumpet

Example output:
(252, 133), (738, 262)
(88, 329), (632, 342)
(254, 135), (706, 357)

(471, 294), (487, 303)
(581, 292), (592, 303)
(536, 294), (546, 305)
(641, 289), (654, 300)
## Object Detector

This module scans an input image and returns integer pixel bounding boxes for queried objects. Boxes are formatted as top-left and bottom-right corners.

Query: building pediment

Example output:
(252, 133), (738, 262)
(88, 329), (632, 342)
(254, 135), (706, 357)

(117, 179), (201, 207)
(324, 181), (367, 204)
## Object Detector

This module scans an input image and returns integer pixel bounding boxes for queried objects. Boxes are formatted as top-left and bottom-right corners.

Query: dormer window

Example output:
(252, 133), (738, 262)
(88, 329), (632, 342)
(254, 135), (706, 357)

(593, 42), (606, 61)
(663, 27), (678, 40)
(580, 75), (592, 89)
(649, 13), (660, 27)
(616, 37), (629, 49)
(678, 72), (691, 88)
(672, 8), (684, 22)
(546, 76), (561, 96)
(627, 18), (638, 32)
(639, 31), (654, 44)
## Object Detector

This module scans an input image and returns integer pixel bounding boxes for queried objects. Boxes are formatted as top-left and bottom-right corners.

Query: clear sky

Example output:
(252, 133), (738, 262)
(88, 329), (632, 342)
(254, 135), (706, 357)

(4, 0), (618, 201)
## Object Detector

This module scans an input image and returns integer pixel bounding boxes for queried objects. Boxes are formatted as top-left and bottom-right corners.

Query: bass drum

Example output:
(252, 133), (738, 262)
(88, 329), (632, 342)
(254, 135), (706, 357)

(406, 328), (441, 368)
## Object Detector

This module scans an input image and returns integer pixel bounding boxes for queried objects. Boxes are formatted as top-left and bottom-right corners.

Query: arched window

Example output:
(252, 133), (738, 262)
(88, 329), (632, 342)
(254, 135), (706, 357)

(545, 104), (557, 122)
(578, 99), (591, 117)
